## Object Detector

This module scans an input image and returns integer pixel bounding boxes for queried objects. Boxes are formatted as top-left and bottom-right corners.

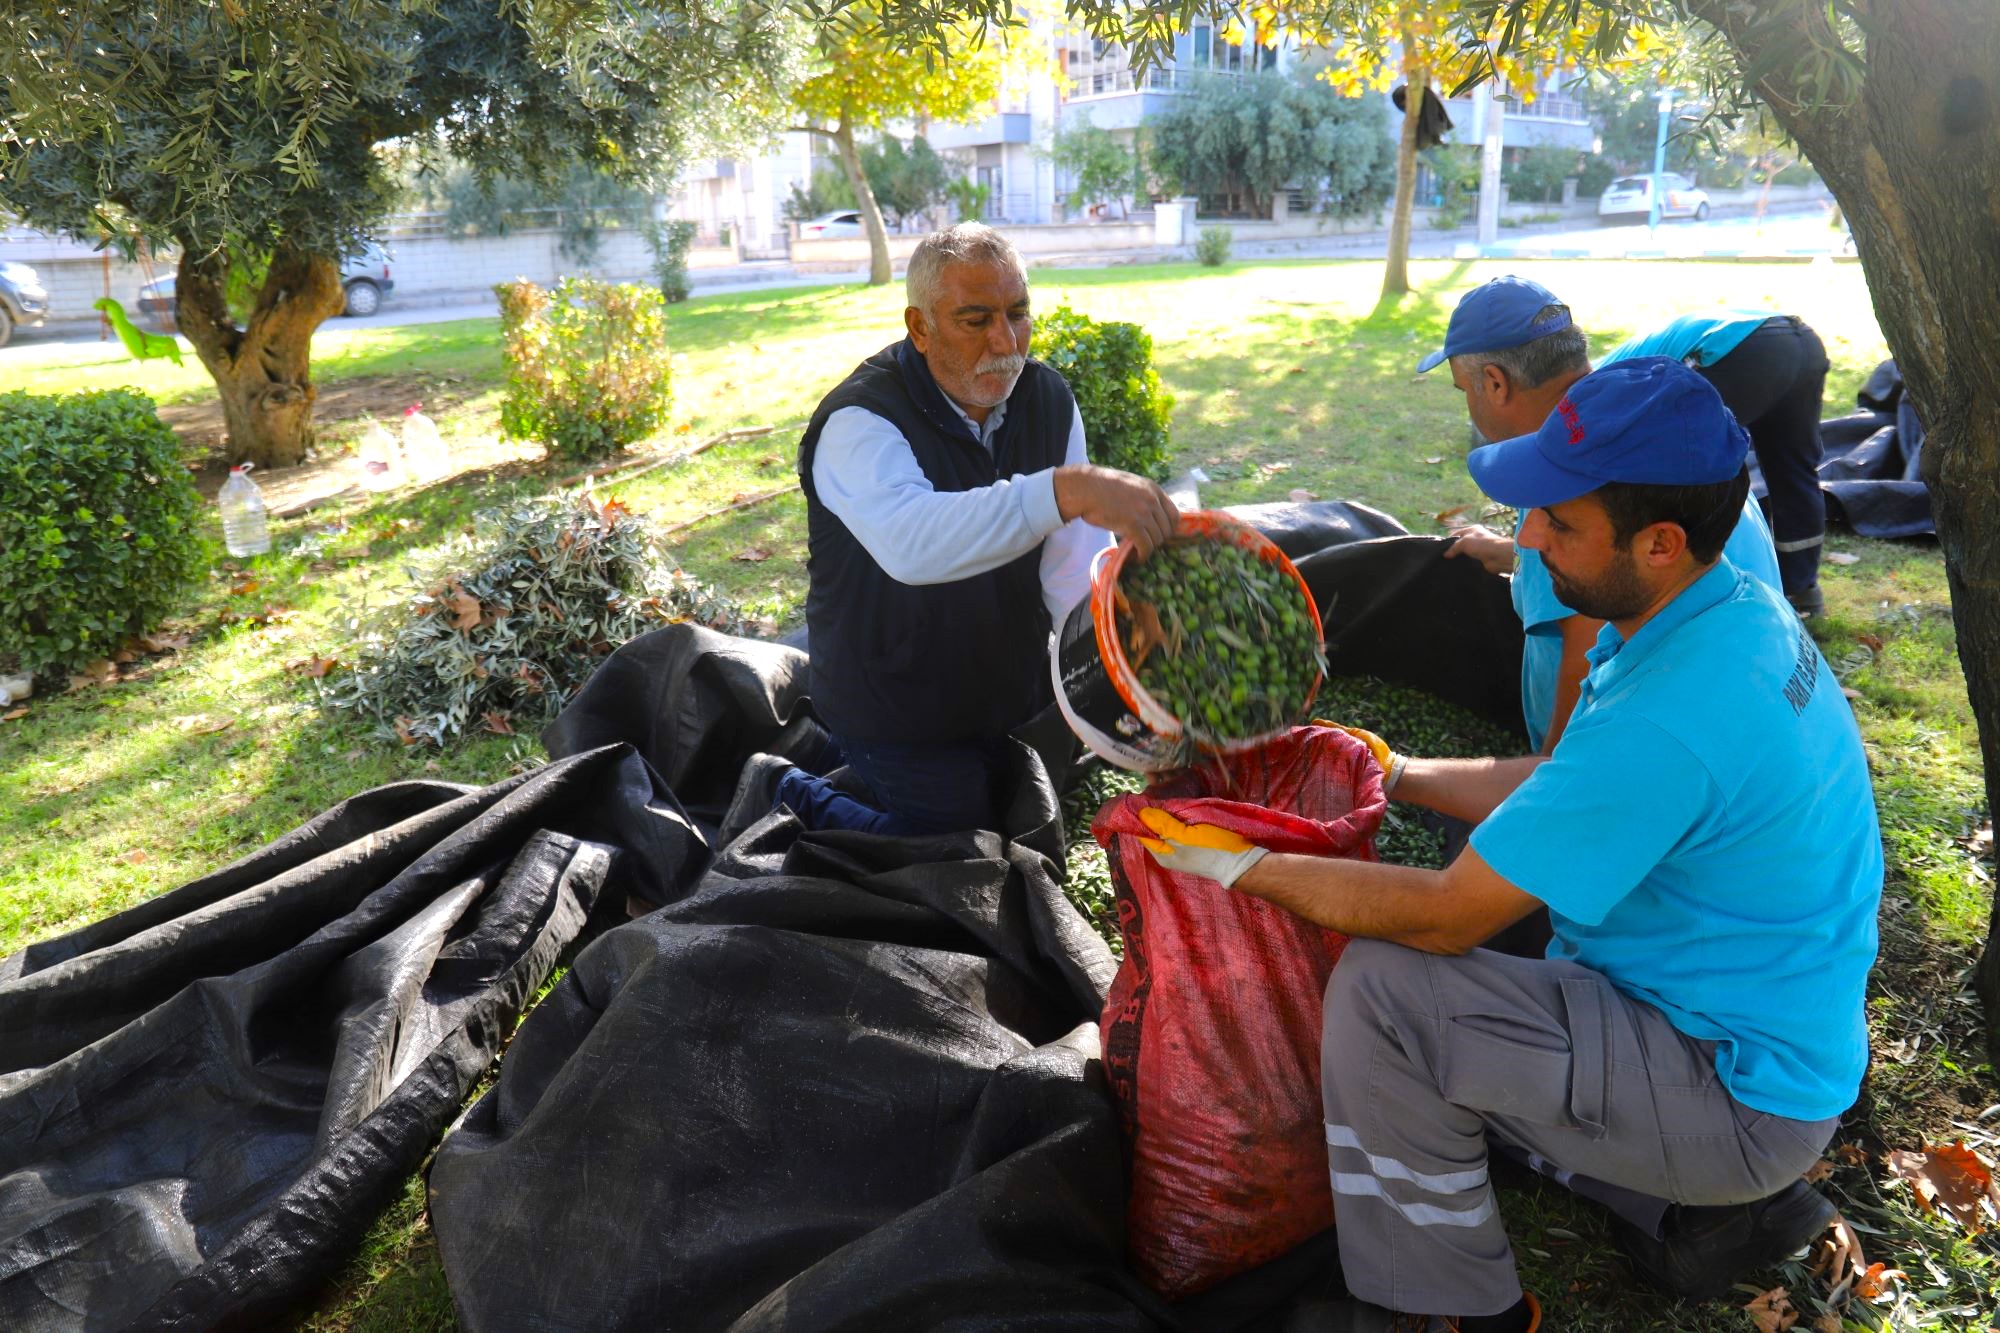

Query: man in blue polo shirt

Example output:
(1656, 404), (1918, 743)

(1135, 360), (1881, 1332)
(1422, 276), (1782, 750)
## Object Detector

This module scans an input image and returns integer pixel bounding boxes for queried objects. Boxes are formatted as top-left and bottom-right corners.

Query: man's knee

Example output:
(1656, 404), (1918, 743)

(1323, 939), (1433, 1048)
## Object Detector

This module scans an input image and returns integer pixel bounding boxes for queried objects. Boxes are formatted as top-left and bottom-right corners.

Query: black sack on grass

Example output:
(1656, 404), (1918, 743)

(0, 744), (698, 1332)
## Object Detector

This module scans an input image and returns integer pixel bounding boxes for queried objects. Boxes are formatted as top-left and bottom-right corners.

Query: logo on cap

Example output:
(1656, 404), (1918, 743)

(1556, 397), (1585, 446)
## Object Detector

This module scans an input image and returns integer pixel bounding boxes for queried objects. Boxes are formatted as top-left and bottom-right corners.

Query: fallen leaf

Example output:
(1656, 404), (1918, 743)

(1424, 455), (1445, 465)
(675, 422), (692, 434)
(111, 645), (140, 664)
(732, 546), (773, 563)
(481, 710), (516, 736)
(67, 659), (118, 691)
(1803, 1158), (1834, 1185)
(174, 714), (233, 735)
(1858, 633), (1884, 652)
(1886, 1140), (2000, 1232)
(1854, 1261), (1905, 1300)
(445, 582), (483, 633)
(1826, 551), (1860, 566)
(1275, 404), (1299, 415)
(1287, 488), (1320, 503)
(118, 849), (149, 865)
(1, 707), (26, 722)
(309, 560), (339, 574)
(139, 631), (193, 653)
(1810, 1316), (1841, 1333)
(1744, 1285), (1797, 1333)
(1840, 686), (1863, 700)
(1434, 504), (1470, 524)
(757, 453), (781, 467)
(1287, 365), (1306, 375)
(285, 655), (340, 678)
(1834, 1143), (1869, 1166)
(228, 575), (261, 597)
(393, 715), (421, 746)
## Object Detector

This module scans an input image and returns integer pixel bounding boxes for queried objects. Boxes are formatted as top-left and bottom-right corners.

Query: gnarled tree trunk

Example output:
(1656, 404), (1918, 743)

(1382, 56), (1427, 298)
(1693, 0), (2000, 1051)
(175, 243), (348, 468)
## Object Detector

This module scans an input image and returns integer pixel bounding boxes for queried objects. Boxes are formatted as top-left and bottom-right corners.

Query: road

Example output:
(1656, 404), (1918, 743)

(4, 204), (1844, 354)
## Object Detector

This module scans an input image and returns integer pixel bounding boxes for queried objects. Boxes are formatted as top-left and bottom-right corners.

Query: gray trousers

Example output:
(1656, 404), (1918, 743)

(1319, 940), (1837, 1316)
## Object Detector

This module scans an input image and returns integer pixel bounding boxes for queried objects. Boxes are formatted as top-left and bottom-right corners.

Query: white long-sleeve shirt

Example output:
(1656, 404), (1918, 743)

(811, 397), (1112, 626)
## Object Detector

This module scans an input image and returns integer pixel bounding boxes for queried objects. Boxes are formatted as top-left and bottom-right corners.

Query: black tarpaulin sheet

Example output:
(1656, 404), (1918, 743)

(1747, 358), (1933, 540)
(0, 746), (699, 1332)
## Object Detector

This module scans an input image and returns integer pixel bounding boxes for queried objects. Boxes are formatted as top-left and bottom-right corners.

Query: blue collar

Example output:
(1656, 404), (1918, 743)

(1581, 559), (1744, 700)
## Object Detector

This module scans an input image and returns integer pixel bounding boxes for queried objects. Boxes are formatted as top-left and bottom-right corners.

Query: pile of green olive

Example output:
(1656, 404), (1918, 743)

(1115, 538), (1325, 745)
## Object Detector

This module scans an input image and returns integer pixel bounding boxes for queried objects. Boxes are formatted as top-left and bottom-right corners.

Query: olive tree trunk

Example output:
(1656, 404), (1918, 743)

(828, 116), (894, 287)
(1382, 57), (1428, 298)
(1693, 0), (2000, 1051)
(175, 244), (347, 468)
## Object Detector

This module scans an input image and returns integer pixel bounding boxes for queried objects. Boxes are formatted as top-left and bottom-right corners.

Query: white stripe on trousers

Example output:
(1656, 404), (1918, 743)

(1328, 1173), (1500, 1228)
(1326, 1123), (1490, 1194)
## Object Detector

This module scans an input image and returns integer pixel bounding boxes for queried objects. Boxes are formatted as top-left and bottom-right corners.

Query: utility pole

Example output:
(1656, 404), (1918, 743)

(1477, 79), (1505, 247)
(1647, 88), (1674, 237)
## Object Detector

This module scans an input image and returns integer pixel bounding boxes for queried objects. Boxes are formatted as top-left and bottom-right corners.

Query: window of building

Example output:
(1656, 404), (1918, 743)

(1193, 25), (1211, 68)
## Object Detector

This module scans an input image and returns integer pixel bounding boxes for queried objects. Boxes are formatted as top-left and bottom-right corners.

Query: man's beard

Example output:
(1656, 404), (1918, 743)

(1547, 548), (1652, 622)
(954, 352), (1025, 406)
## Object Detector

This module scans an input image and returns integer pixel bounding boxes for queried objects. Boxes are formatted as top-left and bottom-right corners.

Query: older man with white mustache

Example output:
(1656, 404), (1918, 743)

(737, 223), (1179, 837)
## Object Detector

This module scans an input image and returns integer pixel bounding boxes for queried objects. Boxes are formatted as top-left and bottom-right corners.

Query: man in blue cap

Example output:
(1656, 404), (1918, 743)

(1420, 275), (1782, 752)
(1135, 359), (1880, 1331)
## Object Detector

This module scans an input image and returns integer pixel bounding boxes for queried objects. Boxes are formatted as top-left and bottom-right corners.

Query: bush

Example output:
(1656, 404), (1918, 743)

(1194, 225), (1232, 267)
(648, 219), (697, 303)
(496, 278), (673, 460)
(1034, 306), (1174, 481)
(318, 493), (743, 746)
(1503, 145), (1577, 204)
(0, 389), (204, 675)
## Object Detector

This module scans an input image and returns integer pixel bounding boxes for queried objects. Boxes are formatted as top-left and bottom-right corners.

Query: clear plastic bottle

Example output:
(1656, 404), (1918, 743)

(218, 464), (272, 557)
(401, 403), (450, 484)
(357, 418), (404, 491)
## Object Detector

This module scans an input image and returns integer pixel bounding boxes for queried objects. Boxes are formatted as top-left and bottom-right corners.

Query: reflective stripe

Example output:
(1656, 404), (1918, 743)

(1329, 1172), (1500, 1228)
(1772, 534), (1824, 553)
(1326, 1123), (1490, 1195)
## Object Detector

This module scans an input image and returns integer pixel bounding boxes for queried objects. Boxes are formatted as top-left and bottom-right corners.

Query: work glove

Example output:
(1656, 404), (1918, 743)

(1316, 721), (1407, 796)
(1136, 807), (1269, 889)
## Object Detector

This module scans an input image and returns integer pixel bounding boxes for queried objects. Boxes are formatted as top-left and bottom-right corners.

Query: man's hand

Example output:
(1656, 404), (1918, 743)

(1135, 807), (1269, 888)
(1053, 464), (1180, 558)
(1315, 721), (1406, 795)
(1444, 525), (1515, 577)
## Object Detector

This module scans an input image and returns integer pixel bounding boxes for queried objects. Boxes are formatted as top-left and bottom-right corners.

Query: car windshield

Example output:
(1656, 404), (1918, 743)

(1610, 177), (1649, 190)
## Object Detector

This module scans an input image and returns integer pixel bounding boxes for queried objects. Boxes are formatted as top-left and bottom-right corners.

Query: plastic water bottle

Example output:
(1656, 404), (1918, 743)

(357, 418), (403, 491)
(401, 403), (450, 484)
(218, 464), (272, 557)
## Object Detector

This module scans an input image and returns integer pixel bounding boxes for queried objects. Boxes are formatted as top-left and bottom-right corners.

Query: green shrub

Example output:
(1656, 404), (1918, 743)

(496, 277), (673, 461)
(647, 219), (698, 303)
(1033, 305), (1174, 481)
(0, 389), (204, 675)
(318, 493), (743, 746)
(1194, 225), (1232, 267)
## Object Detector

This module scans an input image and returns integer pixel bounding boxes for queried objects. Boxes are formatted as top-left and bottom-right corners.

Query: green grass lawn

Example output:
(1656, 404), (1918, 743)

(3, 258), (1993, 1331)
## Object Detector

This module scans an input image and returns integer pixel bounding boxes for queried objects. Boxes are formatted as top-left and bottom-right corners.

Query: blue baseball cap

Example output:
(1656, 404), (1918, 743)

(1465, 357), (1750, 509)
(1415, 275), (1573, 374)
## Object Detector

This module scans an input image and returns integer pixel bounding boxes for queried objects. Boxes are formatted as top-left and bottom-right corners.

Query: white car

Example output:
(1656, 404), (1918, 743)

(1598, 173), (1711, 221)
(798, 210), (863, 239)
(134, 243), (393, 332)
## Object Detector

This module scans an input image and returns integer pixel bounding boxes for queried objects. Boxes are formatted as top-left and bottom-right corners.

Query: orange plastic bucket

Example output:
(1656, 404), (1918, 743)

(1051, 510), (1325, 772)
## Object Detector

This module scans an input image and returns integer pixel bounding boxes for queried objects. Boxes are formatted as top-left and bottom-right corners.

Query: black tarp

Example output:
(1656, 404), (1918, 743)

(1758, 358), (1933, 540)
(0, 516), (1519, 1332)
(0, 749), (699, 1331)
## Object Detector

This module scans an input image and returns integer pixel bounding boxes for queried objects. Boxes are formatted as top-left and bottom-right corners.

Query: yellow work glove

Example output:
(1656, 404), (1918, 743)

(1136, 807), (1270, 889)
(1316, 721), (1407, 796)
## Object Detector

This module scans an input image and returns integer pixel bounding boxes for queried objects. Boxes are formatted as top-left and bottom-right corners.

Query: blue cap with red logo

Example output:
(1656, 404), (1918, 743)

(1415, 275), (1572, 373)
(1465, 356), (1750, 509)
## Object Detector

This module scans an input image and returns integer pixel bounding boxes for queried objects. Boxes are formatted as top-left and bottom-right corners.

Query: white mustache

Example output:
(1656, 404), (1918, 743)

(976, 353), (1026, 378)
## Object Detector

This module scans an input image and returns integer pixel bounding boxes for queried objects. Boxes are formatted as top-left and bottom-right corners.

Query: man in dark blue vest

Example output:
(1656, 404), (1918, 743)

(738, 223), (1178, 836)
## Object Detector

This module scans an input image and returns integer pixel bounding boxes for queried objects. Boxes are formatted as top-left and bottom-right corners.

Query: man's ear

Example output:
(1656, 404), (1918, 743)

(1638, 521), (1690, 568)
(1481, 362), (1512, 404)
(905, 306), (929, 351)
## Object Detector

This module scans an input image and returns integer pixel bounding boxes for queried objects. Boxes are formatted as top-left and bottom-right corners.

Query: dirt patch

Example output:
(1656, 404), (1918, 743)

(177, 375), (530, 513)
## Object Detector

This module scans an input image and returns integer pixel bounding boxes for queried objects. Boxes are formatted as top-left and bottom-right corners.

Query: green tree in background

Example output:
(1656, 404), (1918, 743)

(860, 136), (953, 230)
(1047, 116), (1139, 218)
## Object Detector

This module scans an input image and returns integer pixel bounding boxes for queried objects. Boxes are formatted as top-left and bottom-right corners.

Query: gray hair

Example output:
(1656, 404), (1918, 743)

(1453, 304), (1590, 389)
(906, 223), (1028, 317)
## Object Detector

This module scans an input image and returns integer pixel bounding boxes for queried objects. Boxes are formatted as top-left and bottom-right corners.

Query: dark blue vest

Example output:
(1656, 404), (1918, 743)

(798, 340), (1075, 744)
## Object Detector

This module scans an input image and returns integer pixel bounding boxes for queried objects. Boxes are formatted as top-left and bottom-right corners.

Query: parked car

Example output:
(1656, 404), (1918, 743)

(798, 211), (863, 240)
(135, 243), (394, 333)
(0, 261), (50, 348)
(1598, 173), (1712, 221)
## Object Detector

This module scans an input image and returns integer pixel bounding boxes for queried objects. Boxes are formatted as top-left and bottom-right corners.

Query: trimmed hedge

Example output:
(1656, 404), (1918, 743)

(0, 389), (204, 674)
(1034, 306), (1175, 481)
(497, 277), (674, 461)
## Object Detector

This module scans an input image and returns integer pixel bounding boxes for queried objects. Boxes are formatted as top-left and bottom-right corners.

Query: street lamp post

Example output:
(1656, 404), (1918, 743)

(1647, 88), (1674, 237)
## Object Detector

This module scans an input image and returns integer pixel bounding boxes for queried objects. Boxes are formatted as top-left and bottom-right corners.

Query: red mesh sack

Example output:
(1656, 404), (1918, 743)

(1093, 725), (1386, 1299)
